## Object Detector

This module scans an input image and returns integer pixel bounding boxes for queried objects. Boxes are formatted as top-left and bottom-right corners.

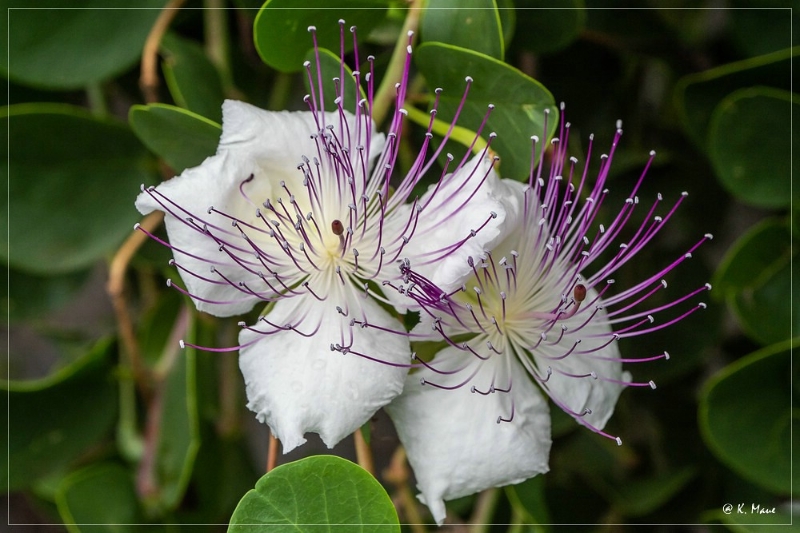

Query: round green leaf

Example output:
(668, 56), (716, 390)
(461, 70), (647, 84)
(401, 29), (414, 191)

(228, 455), (400, 532)
(3, 266), (91, 322)
(2, 337), (118, 491)
(730, 0), (799, 57)
(1, 103), (158, 275)
(415, 42), (557, 182)
(2, 0), (166, 89)
(674, 46), (795, 147)
(56, 463), (143, 532)
(513, 0), (585, 54)
(713, 218), (791, 296)
(496, 0), (515, 49)
(253, 0), (388, 73)
(699, 339), (797, 494)
(161, 32), (226, 123)
(420, 0), (504, 60)
(129, 104), (221, 173)
(708, 87), (796, 209)
(712, 217), (797, 346)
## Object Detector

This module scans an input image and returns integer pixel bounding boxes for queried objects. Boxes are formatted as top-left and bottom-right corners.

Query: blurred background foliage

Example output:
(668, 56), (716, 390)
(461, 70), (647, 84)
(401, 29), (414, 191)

(2, 0), (796, 530)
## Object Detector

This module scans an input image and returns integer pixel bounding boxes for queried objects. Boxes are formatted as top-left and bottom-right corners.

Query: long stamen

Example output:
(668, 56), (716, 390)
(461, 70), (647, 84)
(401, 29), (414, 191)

(395, 104), (711, 446)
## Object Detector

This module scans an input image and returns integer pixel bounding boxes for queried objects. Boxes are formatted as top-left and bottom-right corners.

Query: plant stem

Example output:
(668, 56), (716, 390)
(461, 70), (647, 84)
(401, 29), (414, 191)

(117, 368), (144, 462)
(203, 0), (237, 97)
(469, 488), (500, 533)
(85, 82), (107, 116)
(370, 0), (423, 125)
(507, 506), (529, 533)
(106, 211), (164, 402)
(267, 72), (293, 111)
(140, 0), (187, 103)
(383, 446), (427, 533)
(354, 428), (374, 475)
(267, 433), (279, 472)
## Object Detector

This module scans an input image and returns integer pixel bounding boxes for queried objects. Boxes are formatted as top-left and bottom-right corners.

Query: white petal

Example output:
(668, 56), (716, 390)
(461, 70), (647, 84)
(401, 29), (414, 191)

(538, 290), (627, 430)
(136, 102), (386, 317)
(239, 292), (409, 453)
(219, 100), (385, 186)
(386, 347), (551, 525)
(382, 157), (524, 315)
(136, 151), (273, 316)
(405, 157), (523, 293)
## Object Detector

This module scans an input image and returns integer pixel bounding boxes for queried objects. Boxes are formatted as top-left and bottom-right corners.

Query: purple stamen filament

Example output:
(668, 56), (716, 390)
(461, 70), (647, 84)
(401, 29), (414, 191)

(391, 106), (712, 445)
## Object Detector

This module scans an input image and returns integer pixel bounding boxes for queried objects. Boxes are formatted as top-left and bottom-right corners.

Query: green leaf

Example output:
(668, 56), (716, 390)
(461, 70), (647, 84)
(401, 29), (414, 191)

(420, 0), (504, 60)
(303, 47), (367, 113)
(699, 338), (797, 494)
(3, 266), (91, 322)
(2, 0), (166, 89)
(2, 338), (118, 491)
(712, 218), (797, 346)
(253, 0), (388, 73)
(129, 104), (221, 172)
(514, 0), (586, 54)
(506, 475), (550, 525)
(708, 87), (796, 209)
(415, 42), (557, 182)
(674, 46), (795, 147)
(713, 218), (790, 296)
(55, 463), (144, 533)
(228, 455), (400, 532)
(188, 433), (261, 524)
(606, 467), (697, 517)
(496, 0), (515, 49)
(730, 0), (799, 57)
(161, 32), (226, 123)
(1, 103), (158, 274)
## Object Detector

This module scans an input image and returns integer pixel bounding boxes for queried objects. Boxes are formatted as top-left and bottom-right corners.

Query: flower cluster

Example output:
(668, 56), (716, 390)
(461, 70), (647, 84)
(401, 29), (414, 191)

(136, 25), (507, 453)
(136, 23), (710, 526)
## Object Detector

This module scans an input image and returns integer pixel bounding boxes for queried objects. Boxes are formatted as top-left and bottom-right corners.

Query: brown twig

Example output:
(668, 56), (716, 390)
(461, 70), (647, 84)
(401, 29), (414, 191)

(267, 433), (279, 472)
(354, 427), (374, 475)
(107, 211), (164, 400)
(468, 488), (500, 532)
(383, 446), (427, 533)
(140, 0), (187, 103)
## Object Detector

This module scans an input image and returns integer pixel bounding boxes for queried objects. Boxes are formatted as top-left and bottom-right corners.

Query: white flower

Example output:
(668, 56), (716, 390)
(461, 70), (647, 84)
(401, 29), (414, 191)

(135, 27), (507, 453)
(386, 109), (713, 524)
